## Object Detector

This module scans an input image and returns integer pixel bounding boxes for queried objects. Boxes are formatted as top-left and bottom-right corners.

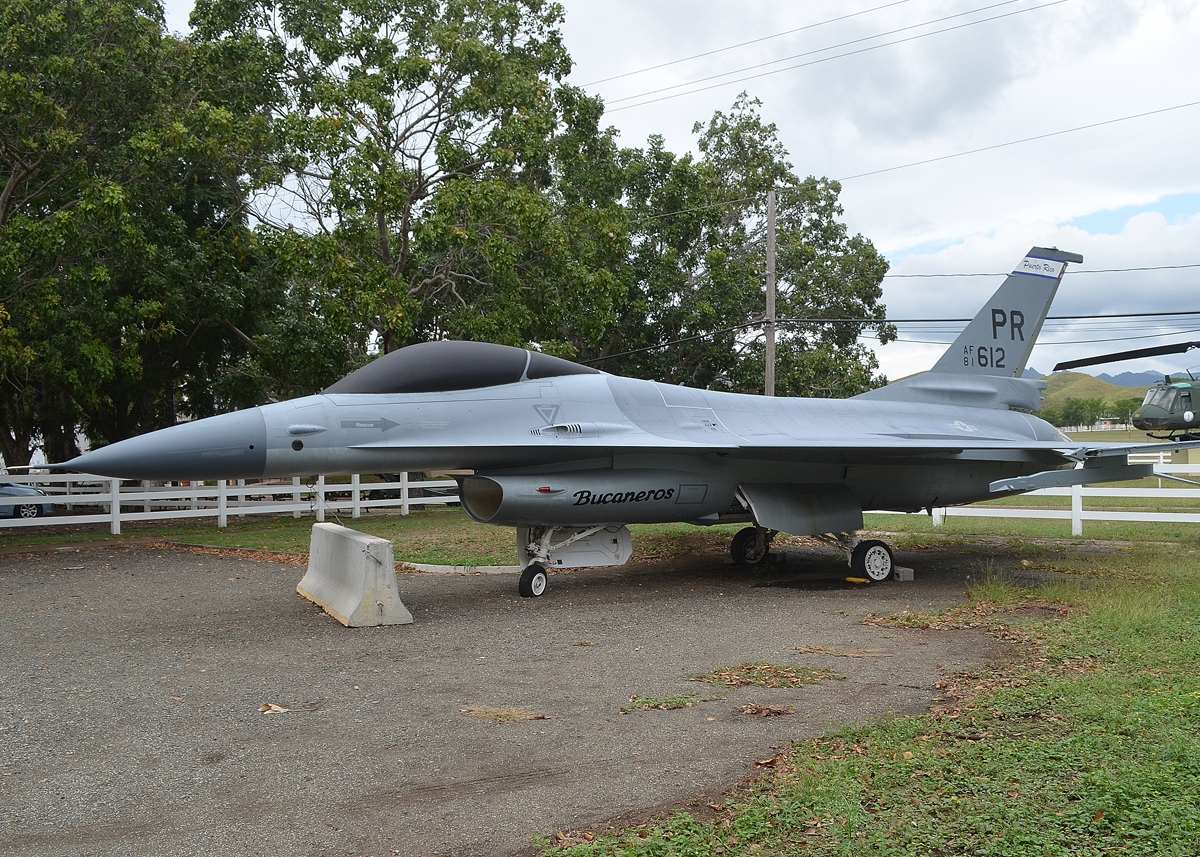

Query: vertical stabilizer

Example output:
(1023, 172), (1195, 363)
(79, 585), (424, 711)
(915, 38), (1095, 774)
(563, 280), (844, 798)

(931, 246), (1083, 377)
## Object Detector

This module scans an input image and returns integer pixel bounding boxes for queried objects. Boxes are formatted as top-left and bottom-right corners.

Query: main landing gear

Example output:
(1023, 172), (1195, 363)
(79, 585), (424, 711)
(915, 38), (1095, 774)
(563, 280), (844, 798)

(730, 526), (775, 566)
(850, 539), (895, 583)
(810, 532), (897, 583)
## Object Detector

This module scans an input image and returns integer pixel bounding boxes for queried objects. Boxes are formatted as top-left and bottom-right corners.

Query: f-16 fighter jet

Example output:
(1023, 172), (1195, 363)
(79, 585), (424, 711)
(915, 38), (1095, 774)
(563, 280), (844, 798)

(68, 246), (1177, 597)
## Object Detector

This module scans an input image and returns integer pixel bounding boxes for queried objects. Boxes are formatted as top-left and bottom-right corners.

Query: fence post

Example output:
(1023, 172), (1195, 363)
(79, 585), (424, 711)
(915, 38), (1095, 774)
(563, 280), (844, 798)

(351, 473), (361, 518)
(142, 480), (151, 514)
(293, 476), (302, 519)
(931, 507), (945, 527)
(190, 481), (198, 511)
(110, 478), (121, 535)
(218, 479), (228, 528)
(316, 474), (326, 522)
(1071, 483), (1083, 536)
(401, 471), (410, 516)
(236, 478), (245, 513)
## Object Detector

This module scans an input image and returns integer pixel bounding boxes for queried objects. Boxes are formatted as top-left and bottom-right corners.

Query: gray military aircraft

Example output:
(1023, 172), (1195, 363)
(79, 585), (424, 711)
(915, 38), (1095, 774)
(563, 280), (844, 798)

(67, 246), (1180, 597)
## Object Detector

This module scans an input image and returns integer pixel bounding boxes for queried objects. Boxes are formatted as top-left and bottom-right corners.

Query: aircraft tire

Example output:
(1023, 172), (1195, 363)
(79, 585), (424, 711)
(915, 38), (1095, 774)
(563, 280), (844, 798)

(518, 563), (548, 598)
(851, 540), (894, 583)
(730, 527), (770, 567)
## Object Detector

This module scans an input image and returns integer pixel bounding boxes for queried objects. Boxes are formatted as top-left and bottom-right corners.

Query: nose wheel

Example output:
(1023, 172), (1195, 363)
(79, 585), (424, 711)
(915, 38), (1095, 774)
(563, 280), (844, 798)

(518, 563), (548, 597)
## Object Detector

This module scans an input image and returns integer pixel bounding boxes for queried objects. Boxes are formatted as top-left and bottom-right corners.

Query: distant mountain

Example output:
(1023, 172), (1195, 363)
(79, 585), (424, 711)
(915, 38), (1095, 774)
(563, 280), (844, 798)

(1097, 370), (1170, 387)
(1041, 372), (1150, 410)
(1026, 367), (1163, 388)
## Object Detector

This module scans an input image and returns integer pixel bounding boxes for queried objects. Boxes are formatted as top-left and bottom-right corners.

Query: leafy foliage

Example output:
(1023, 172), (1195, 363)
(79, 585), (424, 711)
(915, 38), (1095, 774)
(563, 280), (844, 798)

(588, 95), (893, 397)
(1, 4), (894, 464)
(189, 0), (626, 364)
(0, 0), (277, 461)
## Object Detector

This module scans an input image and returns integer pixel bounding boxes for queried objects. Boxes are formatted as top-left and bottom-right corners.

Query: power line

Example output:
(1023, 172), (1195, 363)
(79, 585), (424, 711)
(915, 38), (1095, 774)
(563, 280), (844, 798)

(583, 310), (1200, 363)
(840, 99), (1200, 180)
(605, 0), (1027, 106)
(581, 0), (918, 86)
(881, 327), (1200, 346)
(885, 262), (1200, 277)
(607, 0), (1065, 112)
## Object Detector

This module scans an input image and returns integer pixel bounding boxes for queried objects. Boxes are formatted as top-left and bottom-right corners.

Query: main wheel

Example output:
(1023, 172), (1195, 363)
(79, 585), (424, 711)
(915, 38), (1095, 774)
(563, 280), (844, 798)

(851, 539), (894, 583)
(518, 563), (548, 598)
(15, 503), (41, 519)
(730, 527), (770, 567)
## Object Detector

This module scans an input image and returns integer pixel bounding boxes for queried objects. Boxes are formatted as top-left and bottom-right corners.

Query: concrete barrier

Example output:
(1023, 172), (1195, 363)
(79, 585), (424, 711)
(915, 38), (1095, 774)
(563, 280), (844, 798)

(297, 523), (413, 627)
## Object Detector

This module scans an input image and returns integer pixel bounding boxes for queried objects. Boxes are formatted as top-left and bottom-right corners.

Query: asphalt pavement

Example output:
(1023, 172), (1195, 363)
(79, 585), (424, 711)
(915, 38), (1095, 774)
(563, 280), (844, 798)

(1, 537), (1030, 856)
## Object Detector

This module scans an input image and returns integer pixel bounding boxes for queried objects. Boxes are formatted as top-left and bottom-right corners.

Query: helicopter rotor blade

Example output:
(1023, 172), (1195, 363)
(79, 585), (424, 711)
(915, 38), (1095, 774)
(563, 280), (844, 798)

(1053, 341), (1200, 372)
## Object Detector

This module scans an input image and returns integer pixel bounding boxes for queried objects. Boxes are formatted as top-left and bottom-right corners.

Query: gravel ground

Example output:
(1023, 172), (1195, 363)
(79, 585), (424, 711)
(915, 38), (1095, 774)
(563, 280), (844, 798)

(1, 538), (1027, 856)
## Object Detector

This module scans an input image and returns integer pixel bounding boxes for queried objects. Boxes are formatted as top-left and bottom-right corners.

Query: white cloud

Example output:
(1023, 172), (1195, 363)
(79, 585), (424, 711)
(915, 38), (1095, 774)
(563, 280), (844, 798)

(875, 211), (1200, 378)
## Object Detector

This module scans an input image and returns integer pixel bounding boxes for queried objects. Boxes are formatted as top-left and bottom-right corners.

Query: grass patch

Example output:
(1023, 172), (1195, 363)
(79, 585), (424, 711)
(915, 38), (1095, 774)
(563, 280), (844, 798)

(0, 508), (747, 566)
(691, 662), (843, 689)
(621, 693), (725, 714)
(544, 537), (1200, 856)
(459, 706), (549, 723)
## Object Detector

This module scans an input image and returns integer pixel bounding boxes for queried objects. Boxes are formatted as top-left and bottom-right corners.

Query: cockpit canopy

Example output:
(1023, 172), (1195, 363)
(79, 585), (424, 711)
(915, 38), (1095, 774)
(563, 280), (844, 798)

(1141, 385), (1193, 412)
(322, 340), (600, 395)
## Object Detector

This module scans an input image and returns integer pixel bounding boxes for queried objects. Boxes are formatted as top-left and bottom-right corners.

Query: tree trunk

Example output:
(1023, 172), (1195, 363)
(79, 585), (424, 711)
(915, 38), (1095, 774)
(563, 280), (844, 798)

(0, 424), (33, 470)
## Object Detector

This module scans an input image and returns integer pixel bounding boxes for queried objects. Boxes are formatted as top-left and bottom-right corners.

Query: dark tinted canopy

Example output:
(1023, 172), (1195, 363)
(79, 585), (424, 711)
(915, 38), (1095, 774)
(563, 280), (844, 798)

(323, 340), (600, 395)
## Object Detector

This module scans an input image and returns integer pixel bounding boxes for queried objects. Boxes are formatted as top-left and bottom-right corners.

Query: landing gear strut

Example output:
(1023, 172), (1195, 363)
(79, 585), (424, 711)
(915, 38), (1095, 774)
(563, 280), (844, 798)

(730, 526), (775, 566)
(517, 524), (608, 598)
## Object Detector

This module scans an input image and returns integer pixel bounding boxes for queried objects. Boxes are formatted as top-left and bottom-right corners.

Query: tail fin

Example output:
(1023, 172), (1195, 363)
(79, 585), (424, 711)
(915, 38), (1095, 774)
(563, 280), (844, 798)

(931, 246), (1083, 377)
(853, 246), (1082, 410)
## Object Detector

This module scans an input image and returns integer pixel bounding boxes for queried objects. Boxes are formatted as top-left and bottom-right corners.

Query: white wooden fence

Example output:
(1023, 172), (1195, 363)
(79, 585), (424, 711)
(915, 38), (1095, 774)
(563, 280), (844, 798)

(0, 473), (458, 535)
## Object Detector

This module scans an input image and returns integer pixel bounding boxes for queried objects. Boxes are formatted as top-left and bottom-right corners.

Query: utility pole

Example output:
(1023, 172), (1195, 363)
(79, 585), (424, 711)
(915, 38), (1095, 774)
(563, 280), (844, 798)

(765, 189), (776, 396)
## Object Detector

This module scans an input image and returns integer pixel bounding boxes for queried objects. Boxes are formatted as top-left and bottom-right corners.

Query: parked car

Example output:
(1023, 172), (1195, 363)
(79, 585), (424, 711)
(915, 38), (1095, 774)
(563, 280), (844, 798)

(0, 483), (54, 518)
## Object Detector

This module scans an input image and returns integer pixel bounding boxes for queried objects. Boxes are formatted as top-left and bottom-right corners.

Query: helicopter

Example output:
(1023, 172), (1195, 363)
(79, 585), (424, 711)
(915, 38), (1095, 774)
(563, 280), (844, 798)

(1053, 341), (1200, 440)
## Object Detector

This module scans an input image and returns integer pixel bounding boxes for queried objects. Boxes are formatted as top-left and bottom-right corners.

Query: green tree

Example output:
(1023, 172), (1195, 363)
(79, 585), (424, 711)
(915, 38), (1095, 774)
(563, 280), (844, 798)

(589, 95), (893, 396)
(0, 0), (278, 462)
(190, 0), (625, 363)
(1111, 396), (1144, 425)
(1060, 397), (1107, 428)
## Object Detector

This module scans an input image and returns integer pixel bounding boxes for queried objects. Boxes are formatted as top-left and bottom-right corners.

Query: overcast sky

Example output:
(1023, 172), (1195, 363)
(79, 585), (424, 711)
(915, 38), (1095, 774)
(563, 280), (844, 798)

(161, 0), (1200, 381)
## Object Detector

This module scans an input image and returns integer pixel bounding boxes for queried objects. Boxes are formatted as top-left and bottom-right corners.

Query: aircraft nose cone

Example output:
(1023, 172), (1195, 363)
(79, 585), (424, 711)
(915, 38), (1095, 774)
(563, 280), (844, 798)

(68, 409), (268, 480)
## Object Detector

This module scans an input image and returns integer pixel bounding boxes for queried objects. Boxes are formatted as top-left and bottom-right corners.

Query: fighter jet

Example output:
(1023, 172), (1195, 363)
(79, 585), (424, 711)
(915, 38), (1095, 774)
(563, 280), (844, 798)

(68, 246), (1181, 597)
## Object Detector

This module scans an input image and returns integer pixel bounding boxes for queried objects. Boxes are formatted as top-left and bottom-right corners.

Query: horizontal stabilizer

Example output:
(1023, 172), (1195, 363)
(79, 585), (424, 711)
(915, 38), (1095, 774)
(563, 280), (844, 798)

(990, 462), (1152, 493)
